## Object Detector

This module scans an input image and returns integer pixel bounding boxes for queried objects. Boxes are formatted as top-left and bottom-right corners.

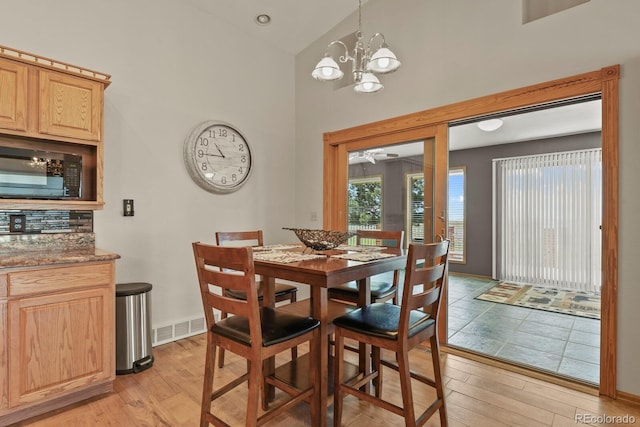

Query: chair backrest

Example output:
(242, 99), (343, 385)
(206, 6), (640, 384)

(356, 229), (404, 249)
(399, 240), (450, 337)
(216, 230), (264, 247)
(357, 230), (405, 287)
(192, 242), (262, 343)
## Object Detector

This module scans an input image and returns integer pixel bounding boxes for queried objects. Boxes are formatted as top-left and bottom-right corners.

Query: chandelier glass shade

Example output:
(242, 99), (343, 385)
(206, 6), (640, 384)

(311, 0), (400, 93)
(354, 72), (382, 93)
(311, 56), (343, 81)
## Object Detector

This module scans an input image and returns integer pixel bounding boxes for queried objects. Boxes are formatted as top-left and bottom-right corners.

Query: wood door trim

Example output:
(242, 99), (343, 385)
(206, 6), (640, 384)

(323, 65), (619, 398)
(599, 66), (619, 398)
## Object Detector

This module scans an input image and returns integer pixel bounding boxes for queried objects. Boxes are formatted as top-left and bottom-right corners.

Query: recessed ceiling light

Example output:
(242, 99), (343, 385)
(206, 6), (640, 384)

(255, 14), (271, 25)
(477, 118), (504, 132)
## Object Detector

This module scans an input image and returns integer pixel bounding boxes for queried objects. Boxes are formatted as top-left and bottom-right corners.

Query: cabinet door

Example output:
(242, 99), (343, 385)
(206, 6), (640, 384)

(0, 299), (7, 411)
(39, 70), (103, 141)
(0, 58), (28, 131)
(8, 286), (114, 407)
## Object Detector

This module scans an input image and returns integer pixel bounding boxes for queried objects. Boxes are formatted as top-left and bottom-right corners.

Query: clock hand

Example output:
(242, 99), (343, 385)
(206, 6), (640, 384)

(214, 143), (226, 158)
(205, 153), (224, 158)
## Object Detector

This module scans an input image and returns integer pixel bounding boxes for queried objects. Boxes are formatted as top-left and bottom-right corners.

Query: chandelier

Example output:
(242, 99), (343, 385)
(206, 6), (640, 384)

(311, 0), (400, 93)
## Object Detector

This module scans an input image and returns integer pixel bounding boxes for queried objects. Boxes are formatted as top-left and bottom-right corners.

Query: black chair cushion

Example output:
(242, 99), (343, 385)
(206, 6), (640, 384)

(225, 281), (298, 301)
(328, 281), (396, 299)
(332, 303), (434, 340)
(212, 307), (319, 347)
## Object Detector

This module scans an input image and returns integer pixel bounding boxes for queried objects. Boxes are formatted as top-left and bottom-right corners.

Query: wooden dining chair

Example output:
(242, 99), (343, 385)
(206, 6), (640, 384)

(328, 229), (404, 305)
(192, 242), (320, 427)
(332, 240), (450, 427)
(216, 230), (299, 367)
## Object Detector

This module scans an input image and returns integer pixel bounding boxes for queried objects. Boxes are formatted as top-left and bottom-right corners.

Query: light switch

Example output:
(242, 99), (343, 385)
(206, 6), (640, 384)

(123, 199), (134, 216)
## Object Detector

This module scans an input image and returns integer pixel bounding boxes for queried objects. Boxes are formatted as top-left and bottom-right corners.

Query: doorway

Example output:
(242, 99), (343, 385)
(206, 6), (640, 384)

(446, 97), (602, 384)
(322, 65), (618, 396)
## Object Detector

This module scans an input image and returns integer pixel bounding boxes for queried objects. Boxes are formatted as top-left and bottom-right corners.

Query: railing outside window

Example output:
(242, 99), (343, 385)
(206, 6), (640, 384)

(448, 167), (466, 263)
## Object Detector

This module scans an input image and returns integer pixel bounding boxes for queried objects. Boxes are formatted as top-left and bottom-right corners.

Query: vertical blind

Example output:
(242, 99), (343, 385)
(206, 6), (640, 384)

(493, 149), (602, 292)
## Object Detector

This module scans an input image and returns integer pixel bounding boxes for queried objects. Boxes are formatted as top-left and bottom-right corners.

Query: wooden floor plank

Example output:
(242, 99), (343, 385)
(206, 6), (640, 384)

(11, 333), (640, 426)
(447, 378), (556, 424)
(464, 375), (577, 419)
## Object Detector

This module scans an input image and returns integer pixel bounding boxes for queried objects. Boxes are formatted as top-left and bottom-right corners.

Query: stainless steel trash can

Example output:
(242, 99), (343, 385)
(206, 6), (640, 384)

(115, 282), (154, 374)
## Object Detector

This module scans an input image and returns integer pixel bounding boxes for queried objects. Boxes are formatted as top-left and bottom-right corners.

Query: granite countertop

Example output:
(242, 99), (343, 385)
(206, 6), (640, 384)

(0, 247), (120, 269)
(0, 232), (120, 269)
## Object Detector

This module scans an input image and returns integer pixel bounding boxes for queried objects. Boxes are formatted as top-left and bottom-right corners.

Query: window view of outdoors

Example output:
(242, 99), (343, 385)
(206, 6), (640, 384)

(405, 170), (465, 261)
(448, 167), (465, 262)
(408, 173), (424, 243)
(347, 177), (382, 238)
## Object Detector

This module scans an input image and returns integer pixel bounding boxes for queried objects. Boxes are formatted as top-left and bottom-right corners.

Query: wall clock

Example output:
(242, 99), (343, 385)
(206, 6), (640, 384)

(183, 121), (253, 194)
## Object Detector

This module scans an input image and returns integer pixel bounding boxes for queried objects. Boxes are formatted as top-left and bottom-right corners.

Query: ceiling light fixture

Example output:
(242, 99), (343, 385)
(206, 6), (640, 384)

(255, 14), (271, 25)
(477, 118), (504, 132)
(311, 0), (400, 94)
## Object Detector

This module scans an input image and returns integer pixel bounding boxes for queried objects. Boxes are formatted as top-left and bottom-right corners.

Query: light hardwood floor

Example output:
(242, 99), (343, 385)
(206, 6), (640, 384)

(12, 333), (640, 426)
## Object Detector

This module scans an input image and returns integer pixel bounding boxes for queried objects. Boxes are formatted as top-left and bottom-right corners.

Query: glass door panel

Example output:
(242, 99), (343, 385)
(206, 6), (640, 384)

(347, 140), (433, 246)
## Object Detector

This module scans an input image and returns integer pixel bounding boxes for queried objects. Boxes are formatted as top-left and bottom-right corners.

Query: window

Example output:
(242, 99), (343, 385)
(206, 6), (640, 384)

(448, 167), (466, 263)
(405, 169), (465, 259)
(347, 176), (382, 238)
(406, 173), (424, 244)
(493, 149), (601, 291)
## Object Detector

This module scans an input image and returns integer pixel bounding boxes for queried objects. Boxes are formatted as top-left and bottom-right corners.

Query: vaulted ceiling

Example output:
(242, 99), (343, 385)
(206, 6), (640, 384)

(185, 0), (365, 55)
(188, 1), (601, 152)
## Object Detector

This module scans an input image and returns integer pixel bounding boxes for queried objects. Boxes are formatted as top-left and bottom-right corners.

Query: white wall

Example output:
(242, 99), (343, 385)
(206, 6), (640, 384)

(0, 0), (298, 327)
(295, 0), (640, 395)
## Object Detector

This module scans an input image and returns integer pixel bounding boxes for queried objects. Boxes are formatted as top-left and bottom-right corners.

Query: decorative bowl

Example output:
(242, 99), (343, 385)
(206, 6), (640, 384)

(283, 228), (353, 251)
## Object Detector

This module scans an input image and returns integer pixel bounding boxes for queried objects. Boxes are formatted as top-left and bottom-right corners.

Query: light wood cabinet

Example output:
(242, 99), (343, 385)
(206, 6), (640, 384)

(0, 46), (109, 144)
(0, 58), (28, 131)
(0, 277), (7, 412)
(0, 261), (116, 424)
(38, 70), (103, 141)
(0, 44), (110, 210)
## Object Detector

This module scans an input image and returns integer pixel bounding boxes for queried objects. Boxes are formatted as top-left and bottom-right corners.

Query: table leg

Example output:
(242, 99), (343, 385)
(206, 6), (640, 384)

(310, 286), (328, 427)
(357, 277), (371, 393)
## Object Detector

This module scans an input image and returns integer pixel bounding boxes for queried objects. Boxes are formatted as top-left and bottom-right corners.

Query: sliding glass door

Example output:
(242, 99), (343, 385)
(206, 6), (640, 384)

(324, 125), (448, 338)
(347, 140), (432, 246)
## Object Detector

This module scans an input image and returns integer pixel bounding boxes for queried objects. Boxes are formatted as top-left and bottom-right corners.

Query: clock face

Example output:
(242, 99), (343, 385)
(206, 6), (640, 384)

(183, 121), (253, 193)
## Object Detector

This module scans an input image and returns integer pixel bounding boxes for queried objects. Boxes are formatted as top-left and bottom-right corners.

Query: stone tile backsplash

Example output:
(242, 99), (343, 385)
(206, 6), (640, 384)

(0, 210), (93, 234)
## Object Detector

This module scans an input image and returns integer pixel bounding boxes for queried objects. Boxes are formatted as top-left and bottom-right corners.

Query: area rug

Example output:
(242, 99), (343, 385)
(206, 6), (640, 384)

(475, 282), (600, 319)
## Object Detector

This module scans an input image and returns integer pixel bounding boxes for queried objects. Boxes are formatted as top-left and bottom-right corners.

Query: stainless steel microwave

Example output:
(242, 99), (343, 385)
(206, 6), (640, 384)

(0, 146), (82, 199)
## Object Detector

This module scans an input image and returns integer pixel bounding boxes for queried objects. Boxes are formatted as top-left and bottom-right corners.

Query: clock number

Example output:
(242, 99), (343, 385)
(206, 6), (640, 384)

(238, 167), (243, 173)
(199, 137), (209, 146)
(232, 174), (237, 182)
(221, 176), (227, 184)
(201, 162), (208, 171)
(241, 155), (247, 163)
(231, 134), (237, 142)
(218, 128), (228, 138)
(197, 149), (204, 158)
(238, 144), (244, 152)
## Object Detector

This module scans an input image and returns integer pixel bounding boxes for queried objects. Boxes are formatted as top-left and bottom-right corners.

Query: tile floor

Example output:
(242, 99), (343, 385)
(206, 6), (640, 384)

(446, 274), (600, 384)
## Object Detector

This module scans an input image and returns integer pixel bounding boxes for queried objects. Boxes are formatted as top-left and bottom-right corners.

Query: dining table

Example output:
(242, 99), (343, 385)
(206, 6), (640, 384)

(251, 243), (406, 427)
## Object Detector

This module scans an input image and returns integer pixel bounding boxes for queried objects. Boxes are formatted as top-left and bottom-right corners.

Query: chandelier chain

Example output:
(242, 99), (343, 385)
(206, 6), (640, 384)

(358, 0), (362, 35)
